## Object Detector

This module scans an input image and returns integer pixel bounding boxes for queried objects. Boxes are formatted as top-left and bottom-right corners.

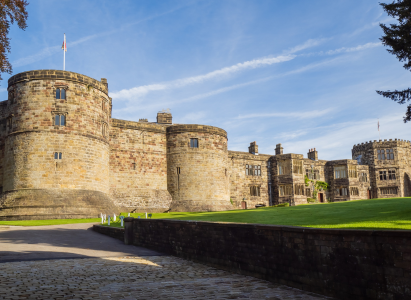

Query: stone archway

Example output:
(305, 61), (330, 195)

(404, 173), (411, 197)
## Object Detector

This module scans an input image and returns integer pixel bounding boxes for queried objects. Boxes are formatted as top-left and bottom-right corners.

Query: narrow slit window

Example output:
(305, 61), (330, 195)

(55, 88), (60, 99)
(61, 89), (66, 100)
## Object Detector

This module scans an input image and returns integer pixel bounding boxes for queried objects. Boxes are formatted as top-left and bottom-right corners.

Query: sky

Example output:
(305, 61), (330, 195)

(4, 0), (411, 160)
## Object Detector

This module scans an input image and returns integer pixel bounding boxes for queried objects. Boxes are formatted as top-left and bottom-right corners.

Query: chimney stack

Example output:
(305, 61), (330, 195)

(308, 148), (318, 161)
(275, 143), (283, 155)
(248, 141), (258, 155)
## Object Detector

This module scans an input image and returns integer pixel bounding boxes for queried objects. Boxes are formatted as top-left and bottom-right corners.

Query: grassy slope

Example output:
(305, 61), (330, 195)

(1, 198), (411, 230)
(0, 218), (100, 226)
(127, 198), (411, 230)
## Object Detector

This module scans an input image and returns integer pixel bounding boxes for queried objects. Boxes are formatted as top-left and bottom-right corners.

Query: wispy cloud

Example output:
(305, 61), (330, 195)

(287, 38), (327, 54)
(110, 55), (295, 100)
(324, 42), (381, 55)
(236, 108), (334, 120)
(12, 4), (190, 68)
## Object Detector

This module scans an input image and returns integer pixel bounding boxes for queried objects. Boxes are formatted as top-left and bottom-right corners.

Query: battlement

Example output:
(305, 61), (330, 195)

(166, 124), (227, 138)
(8, 70), (109, 94)
(111, 118), (166, 134)
(352, 139), (411, 153)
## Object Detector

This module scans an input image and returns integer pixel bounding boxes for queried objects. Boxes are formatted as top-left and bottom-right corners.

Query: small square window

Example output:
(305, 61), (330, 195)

(190, 138), (198, 148)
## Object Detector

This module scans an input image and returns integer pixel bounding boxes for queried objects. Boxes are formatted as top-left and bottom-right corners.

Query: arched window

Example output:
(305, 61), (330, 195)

(56, 88), (60, 99)
(61, 89), (66, 100)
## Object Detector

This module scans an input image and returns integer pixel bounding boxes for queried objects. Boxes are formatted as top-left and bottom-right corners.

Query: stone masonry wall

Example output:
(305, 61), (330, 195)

(228, 150), (270, 209)
(121, 218), (411, 300)
(109, 119), (172, 212)
(0, 70), (116, 220)
(166, 125), (232, 211)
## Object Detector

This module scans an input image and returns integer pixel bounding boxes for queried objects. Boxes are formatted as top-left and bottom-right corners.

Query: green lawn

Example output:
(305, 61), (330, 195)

(124, 197), (411, 230)
(0, 218), (100, 226)
(2, 198), (411, 230)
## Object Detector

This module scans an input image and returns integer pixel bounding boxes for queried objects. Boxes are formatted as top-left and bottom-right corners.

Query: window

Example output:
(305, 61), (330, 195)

(293, 160), (303, 174)
(54, 114), (66, 126)
(294, 184), (304, 195)
(176, 167), (181, 174)
(379, 171), (387, 181)
(102, 123), (108, 137)
(55, 88), (66, 100)
(7, 117), (12, 131)
(132, 162), (136, 170)
(380, 187), (397, 195)
(348, 165), (357, 178)
(377, 149), (385, 160)
(305, 188), (311, 197)
(314, 170), (320, 180)
(278, 160), (290, 175)
(190, 138), (198, 148)
(350, 187), (359, 196)
(387, 149), (394, 160)
(378, 149), (394, 160)
(246, 164), (251, 175)
(246, 165), (261, 176)
(359, 172), (368, 182)
(279, 185), (292, 196)
(254, 165), (261, 176)
(334, 166), (347, 179)
(388, 170), (396, 180)
(336, 187), (348, 196)
(250, 186), (260, 196)
(54, 152), (62, 159)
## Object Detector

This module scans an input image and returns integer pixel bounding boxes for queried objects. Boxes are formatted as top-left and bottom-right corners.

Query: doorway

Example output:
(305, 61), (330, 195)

(367, 189), (371, 199)
(241, 201), (247, 209)
(319, 193), (324, 203)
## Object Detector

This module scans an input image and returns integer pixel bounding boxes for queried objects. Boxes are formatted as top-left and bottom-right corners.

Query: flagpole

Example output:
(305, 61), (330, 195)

(63, 33), (66, 71)
(378, 119), (381, 140)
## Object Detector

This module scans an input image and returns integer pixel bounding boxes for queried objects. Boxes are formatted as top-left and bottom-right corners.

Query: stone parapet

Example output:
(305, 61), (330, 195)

(8, 70), (108, 94)
(111, 118), (166, 134)
(167, 124), (227, 138)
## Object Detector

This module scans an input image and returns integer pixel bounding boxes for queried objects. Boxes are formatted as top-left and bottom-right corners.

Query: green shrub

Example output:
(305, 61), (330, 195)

(307, 198), (318, 203)
(271, 203), (290, 207)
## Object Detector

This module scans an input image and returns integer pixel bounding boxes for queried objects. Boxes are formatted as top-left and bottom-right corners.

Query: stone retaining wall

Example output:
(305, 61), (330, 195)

(93, 224), (124, 241)
(117, 218), (411, 300)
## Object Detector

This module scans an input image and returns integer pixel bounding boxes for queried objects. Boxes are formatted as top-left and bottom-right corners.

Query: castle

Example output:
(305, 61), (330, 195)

(0, 70), (410, 220)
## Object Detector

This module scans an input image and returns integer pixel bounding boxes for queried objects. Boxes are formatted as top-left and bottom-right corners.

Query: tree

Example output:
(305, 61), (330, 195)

(377, 0), (411, 122)
(0, 0), (28, 82)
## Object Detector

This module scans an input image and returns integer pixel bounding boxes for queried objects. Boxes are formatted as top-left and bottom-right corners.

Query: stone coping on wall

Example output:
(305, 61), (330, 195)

(93, 224), (124, 241)
(95, 218), (411, 299)
(166, 124), (227, 139)
(228, 150), (272, 160)
(352, 139), (411, 152)
(111, 118), (166, 134)
(8, 70), (108, 94)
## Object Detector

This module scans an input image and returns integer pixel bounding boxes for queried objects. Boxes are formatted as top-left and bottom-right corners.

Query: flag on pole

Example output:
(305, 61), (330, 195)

(61, 34), (67, 52)
(378, 120), (380, 131)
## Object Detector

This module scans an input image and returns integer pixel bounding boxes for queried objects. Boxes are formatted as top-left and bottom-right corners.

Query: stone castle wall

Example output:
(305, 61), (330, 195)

(109, 119), (172, 212)
(0, 70), (118, 220)
(166, 124), (232, 211)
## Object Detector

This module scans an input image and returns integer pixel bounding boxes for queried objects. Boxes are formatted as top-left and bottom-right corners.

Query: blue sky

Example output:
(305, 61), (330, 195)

(4, 0), (411, 159)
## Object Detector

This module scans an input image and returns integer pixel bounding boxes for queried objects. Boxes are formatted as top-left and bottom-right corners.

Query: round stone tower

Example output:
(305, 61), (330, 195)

(166, 124), (232, 211)
(0, 70), (118, 220)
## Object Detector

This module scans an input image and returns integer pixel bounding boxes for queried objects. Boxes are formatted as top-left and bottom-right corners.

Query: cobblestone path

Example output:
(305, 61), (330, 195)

(0, 256), (331, 300)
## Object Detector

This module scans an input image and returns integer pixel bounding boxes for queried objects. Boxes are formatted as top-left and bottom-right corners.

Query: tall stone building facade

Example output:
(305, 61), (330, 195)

(0, 70), (410, 220)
